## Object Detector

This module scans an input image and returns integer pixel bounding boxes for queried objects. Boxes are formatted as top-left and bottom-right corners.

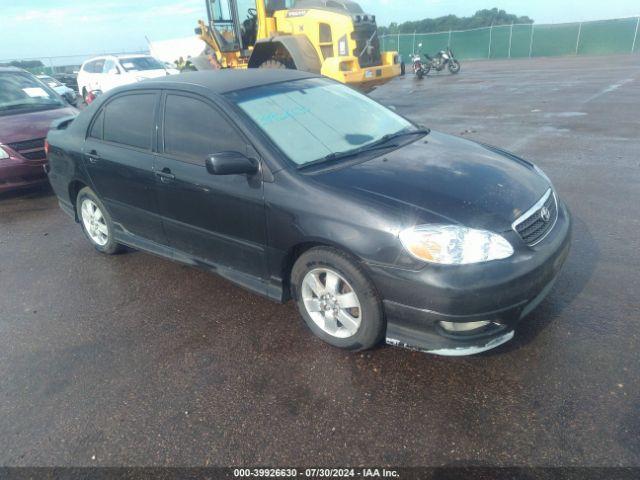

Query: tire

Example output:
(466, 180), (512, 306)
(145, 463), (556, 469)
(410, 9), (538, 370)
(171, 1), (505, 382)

(76, 187), (123, 255)
(448, 60), (460, 74)
(416, 68), (424, 80)
(259, 59), (288, 69)
(291, 247), (385, 351)
(424, 64), (432, 76)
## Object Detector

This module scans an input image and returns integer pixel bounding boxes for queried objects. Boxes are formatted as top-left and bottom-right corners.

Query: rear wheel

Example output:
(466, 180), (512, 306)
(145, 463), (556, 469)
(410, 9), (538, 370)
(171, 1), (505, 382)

(416, 68), (424, 80)
(291, 247), (384, 351)
(76, 187), (123, 255)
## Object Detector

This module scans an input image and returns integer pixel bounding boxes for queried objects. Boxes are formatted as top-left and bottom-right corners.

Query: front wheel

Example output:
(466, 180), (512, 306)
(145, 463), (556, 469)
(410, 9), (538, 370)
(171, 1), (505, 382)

(291, 247), (385, 351)
(448, 60), (461, 74)
(76, 187), (123, 255)
(415, 67), (424, 80)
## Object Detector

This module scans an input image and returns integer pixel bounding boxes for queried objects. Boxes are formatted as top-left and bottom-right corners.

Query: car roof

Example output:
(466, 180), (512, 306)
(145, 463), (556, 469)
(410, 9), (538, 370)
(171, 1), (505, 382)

(141, 69), (318, 94)
(81, 54), (154, 64)
(0, 66), (25, 73)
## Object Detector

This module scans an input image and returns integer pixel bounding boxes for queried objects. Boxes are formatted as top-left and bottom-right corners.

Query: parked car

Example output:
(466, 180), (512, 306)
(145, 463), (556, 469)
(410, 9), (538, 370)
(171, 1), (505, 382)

(37, 74), (78, 105)
(51, 72), (79, 93)
(46, 70), (571, 356)
(0, 67), (77, 193)
(77, 55), (173, 103)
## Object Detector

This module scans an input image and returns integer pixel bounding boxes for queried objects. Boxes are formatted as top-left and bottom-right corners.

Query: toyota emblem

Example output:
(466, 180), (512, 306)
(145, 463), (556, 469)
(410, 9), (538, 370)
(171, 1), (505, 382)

(540, 206), (551, 222)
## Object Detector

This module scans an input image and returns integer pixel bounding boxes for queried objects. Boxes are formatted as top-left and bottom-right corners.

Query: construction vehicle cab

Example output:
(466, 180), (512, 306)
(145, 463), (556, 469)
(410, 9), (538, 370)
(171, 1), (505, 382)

(196, 0), (401, 89)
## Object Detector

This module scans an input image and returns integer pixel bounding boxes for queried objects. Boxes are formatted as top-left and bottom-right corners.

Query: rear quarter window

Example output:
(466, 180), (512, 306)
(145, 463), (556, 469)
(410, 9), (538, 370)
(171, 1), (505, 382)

(89, 110), (104, 139)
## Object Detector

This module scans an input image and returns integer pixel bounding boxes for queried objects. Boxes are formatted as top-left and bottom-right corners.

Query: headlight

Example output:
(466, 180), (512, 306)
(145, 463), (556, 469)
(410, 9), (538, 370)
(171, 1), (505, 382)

(399, 225), (514, 265)
(533, 164), (553, 188)
(0, 146), (10, 160)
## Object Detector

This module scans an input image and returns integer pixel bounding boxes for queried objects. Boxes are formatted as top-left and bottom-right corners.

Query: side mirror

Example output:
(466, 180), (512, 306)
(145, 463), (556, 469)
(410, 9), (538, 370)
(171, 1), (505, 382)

(206, 152), (258, 175)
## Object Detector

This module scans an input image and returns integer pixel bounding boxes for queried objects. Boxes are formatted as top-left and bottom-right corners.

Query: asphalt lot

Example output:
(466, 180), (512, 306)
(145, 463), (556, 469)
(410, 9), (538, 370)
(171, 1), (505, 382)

(1, 54), (639, 467)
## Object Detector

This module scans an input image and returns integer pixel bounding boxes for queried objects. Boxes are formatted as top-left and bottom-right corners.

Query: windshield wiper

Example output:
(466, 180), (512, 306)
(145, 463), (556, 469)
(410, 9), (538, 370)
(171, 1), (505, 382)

(298, 127), (430, 171)
(298, 143), (399, 170)
(375, 127), (431, 145)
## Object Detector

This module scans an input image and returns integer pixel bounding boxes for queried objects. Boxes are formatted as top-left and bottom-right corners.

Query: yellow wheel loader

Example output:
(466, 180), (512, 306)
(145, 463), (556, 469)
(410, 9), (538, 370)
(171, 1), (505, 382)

(194, 0), (401, 89)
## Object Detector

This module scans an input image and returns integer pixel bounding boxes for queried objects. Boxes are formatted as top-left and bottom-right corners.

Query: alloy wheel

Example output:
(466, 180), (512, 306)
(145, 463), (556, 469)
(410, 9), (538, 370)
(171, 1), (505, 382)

(301, 268), (362, 338)
(80, 198), (109, 246)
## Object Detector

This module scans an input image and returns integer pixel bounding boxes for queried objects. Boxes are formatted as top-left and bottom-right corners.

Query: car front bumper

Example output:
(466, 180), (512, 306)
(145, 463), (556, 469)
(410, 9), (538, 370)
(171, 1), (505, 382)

(366, 200), (572, 356)
(0, 156), (48, 193)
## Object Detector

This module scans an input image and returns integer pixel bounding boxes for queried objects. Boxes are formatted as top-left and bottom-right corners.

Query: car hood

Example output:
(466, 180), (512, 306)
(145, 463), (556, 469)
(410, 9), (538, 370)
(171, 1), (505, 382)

(0, 106), (77, 144)
(314, 131), (550, 232)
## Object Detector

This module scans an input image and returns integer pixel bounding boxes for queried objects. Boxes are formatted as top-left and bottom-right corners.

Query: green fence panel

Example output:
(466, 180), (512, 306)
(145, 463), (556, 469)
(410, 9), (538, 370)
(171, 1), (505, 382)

(382, 35), (399, 53)
(415, 32), (450, 55)
(451, 28), (491, 59)
(532, 23), (580, 57)
(578, 17), (638, 55)
(398, 35), (414, 59)
(381, 16), (640, 58)
(509, 24), (534, 57)
(489, 25), (511, 58)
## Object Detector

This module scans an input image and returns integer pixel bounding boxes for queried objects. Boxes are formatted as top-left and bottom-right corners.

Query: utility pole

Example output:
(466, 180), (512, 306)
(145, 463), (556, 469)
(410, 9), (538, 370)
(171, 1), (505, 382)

(529, 23), (535, 58)
(632, 16), (640, 53)
(508, 23), (513, 58)
(575, 22), (582, 55)
(488, 23), (493, 58)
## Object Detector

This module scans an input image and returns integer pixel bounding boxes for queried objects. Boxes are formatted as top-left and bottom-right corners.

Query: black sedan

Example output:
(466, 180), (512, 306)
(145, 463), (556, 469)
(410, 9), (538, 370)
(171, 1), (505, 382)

(46, 70), (571, 356)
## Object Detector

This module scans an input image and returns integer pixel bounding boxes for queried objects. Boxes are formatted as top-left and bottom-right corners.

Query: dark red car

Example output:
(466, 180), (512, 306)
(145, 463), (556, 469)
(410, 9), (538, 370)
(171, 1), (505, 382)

(0, 67), (77, 193)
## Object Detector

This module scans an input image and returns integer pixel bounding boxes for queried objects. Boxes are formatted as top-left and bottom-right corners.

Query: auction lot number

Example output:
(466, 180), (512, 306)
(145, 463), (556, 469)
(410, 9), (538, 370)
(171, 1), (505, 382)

(234, 468), (399, 478)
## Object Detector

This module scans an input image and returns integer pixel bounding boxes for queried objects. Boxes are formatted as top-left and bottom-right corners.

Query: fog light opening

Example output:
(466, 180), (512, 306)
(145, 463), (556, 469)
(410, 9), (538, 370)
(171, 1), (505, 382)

(439, 320), (491, 333)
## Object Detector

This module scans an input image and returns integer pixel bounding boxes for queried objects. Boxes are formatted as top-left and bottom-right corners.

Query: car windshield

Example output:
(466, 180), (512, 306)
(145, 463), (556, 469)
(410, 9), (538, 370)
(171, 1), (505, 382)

(226, 78), (414, 166)
(119, 57), (164, 72)
(0, 72), (64, 115)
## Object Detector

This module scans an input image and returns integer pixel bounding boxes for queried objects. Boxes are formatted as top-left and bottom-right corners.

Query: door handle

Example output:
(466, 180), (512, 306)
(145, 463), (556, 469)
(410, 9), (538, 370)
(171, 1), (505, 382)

(156, 168), (175, 182)
(87, 150), (101, 163)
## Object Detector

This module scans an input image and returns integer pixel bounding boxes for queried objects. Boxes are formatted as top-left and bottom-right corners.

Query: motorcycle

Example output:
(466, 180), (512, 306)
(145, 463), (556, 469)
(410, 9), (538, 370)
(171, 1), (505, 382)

(413, 43), (461, 78)
(410, 47), (427, 80)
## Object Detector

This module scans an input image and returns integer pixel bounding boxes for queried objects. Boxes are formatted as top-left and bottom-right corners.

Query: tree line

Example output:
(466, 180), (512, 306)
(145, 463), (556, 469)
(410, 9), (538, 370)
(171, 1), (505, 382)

(378, 8), (534, 35)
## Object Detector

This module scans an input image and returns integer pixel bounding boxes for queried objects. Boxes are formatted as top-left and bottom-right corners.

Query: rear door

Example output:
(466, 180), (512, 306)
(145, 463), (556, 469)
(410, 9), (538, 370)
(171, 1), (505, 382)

(154, 90), (267, 283)
(90, 58), (105, 92)
(83, 91), (165, 243)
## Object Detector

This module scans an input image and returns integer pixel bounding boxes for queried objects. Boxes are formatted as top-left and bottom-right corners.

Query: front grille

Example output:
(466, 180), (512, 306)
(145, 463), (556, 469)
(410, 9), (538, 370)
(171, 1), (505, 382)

(513, 189), (558, 246)
(6, 137), (46, 161)
(351, 23), (382, 68)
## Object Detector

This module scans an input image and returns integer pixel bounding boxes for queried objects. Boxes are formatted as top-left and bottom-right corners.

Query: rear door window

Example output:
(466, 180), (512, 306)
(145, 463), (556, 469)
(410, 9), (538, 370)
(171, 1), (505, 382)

(162, 93), (246, 163)
(103, 93), (157, 149)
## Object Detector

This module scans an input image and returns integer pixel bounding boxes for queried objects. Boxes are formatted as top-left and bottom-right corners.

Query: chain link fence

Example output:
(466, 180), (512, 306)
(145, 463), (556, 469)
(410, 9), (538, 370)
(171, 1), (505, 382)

(381, 16), (640, 60)
(0, 51), (149, 75)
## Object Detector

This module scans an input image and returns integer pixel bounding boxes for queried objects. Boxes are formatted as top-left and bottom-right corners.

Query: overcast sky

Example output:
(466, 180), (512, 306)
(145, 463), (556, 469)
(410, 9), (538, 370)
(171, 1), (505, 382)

(2, 0), (639, 60)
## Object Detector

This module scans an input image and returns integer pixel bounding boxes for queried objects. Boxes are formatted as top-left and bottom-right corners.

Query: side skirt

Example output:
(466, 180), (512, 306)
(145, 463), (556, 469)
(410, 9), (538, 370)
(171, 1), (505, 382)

(113, 228), (283, 303)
